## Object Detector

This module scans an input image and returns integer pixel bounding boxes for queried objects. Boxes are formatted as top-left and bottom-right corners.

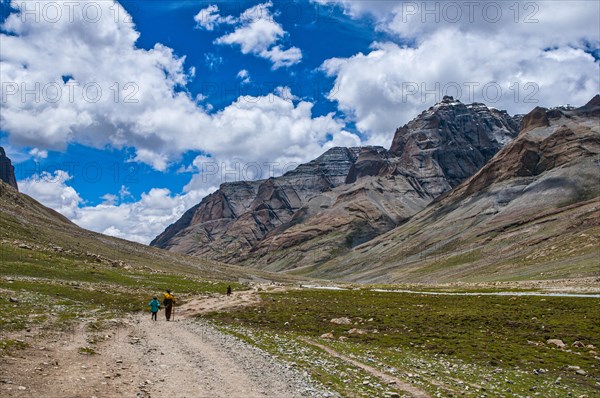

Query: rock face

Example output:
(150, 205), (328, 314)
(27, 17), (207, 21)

(305, 96), (600, 283)
(151, 97), (521, 270)
(151, 147), (363, 259)
(0, 147), (18, 191)
(389, 97), (521, 193)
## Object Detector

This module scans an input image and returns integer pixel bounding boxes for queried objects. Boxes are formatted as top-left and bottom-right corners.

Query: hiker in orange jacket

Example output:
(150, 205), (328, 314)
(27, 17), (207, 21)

(163, 290), (175, 321)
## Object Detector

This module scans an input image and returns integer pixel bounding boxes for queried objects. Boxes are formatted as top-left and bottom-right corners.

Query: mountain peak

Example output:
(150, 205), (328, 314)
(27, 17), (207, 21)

(389, 99), (521, 188)
(585, 94), (600, 107)
(441, 95), (459, 104)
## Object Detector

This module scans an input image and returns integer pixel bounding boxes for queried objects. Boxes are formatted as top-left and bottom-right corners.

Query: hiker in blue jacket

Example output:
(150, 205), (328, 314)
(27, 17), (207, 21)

(148, 297), (161, 321)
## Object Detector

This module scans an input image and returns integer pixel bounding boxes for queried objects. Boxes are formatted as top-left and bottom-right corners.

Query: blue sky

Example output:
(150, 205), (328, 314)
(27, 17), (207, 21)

(1, 0), (598, 243)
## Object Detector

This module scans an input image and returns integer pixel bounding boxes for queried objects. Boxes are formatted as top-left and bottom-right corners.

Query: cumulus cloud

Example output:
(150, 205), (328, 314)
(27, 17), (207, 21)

(28, 148), (48, 160)
(193, 4), (236, 31)
(1, 0), (197, 156)
(212, 2), (302, 69)
(1, 1), (349, 170)
(20, 170), (215, 244)
(73, 187), (213, 244)
(260, 46), (303, 70)
(19, 170), (83, 219)
(318, 0), (600, 143)
(237, 69), (251, 84)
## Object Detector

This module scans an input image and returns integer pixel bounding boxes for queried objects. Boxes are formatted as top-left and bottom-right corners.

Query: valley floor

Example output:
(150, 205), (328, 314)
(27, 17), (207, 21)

(2, 283), (599, 398)
(0, 297), (334, 398)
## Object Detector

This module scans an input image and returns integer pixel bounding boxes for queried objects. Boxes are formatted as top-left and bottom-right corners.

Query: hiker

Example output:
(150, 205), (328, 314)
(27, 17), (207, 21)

(226, 285), (232, 296)
(163, 290), (175, 321)
(148, 297), (160, 321)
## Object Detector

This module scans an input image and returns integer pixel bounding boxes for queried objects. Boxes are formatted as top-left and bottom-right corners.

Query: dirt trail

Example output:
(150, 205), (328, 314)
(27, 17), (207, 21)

(116, 316), (331, 398)
(1, 289), (333, 398)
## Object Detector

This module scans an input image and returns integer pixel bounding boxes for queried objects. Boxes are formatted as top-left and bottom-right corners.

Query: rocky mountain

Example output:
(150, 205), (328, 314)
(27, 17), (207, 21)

(0, 146), (18, 191)
(301, 96), (600, 283)
(152, 97), (521, 270)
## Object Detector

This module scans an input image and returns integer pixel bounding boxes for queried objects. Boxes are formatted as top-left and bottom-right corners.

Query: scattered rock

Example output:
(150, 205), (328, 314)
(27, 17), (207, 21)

(320, 333), (335, 340)
(9, 297), (18, 303)
(572, 341), (585, 348)
(347, 328), (367, 335)
(330, 317), (352, 325)
(547, 339), (566, 348)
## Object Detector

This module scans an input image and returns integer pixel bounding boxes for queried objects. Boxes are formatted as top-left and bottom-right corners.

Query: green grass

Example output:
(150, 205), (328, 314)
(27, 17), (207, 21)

(207, 289), (600, 396)
(0, 339), (28, 355)
(78, 346), (98, 355)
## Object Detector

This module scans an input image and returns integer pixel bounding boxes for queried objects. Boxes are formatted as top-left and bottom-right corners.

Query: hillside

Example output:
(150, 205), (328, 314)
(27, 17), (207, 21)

(152, 97), (520, 271)
(299, 96), (600, 283)
(0, 179), (284, 282)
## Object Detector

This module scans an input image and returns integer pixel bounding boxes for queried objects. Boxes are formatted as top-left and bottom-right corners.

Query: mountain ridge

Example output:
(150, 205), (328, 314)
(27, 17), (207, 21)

(152, 96), (522, 270)
(298, 95), (600, 283)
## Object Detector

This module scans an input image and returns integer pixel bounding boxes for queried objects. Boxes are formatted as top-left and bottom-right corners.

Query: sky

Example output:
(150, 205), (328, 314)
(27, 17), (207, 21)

(1, 0), (598, 244)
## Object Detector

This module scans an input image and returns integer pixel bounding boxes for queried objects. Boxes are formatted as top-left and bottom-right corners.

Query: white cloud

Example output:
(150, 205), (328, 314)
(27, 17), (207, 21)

(73, 187), (213, 244)
(237, 69), (251, 84)
(131, 149), (169, 172)
(1, 0), (198, 157)
(19, 170), (82, 219)
(1, 1), (348, 172)
(216, 17), (282, 53)
(193, 4), (236, 31)
(314, 0), (600, 47)
(260, 45), (303, 70)
(101, 193), (118, 206)
(318, 1), (600, 142)
(28, 148), (48, 160)
(19, 170), (215, 244)
(212, 2), (302, 69)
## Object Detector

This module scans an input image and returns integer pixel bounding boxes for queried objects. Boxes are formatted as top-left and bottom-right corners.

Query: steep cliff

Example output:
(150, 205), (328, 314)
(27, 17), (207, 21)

(0, 147), (18, 191)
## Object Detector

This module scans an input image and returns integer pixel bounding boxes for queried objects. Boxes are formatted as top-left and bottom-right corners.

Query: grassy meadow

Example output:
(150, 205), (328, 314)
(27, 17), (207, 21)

(208, 289), (600, 397)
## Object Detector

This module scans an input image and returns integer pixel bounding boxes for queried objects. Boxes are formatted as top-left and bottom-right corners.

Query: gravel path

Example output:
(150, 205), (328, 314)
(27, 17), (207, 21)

(124, 316), (335, 398)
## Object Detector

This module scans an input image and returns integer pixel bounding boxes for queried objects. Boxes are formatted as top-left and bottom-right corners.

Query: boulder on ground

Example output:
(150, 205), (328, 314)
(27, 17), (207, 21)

(547, 339), (566, 348)
(347, 328), (367, 335)
(330, 317), (352, 325)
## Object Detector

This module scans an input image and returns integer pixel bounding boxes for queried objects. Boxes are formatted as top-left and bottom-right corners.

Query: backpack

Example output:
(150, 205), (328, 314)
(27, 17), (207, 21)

(163, 293), (174, 306)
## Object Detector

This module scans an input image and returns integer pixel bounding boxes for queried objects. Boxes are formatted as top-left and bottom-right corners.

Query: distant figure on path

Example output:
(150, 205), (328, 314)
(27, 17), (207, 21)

(226, 285), (232, 296)
(148, 297), (160, 321)
(163, 290), (175, 321)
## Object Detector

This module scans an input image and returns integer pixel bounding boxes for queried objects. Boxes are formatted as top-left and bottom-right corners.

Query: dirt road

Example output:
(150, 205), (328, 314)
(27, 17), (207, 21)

(1, 289), (335, 398)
